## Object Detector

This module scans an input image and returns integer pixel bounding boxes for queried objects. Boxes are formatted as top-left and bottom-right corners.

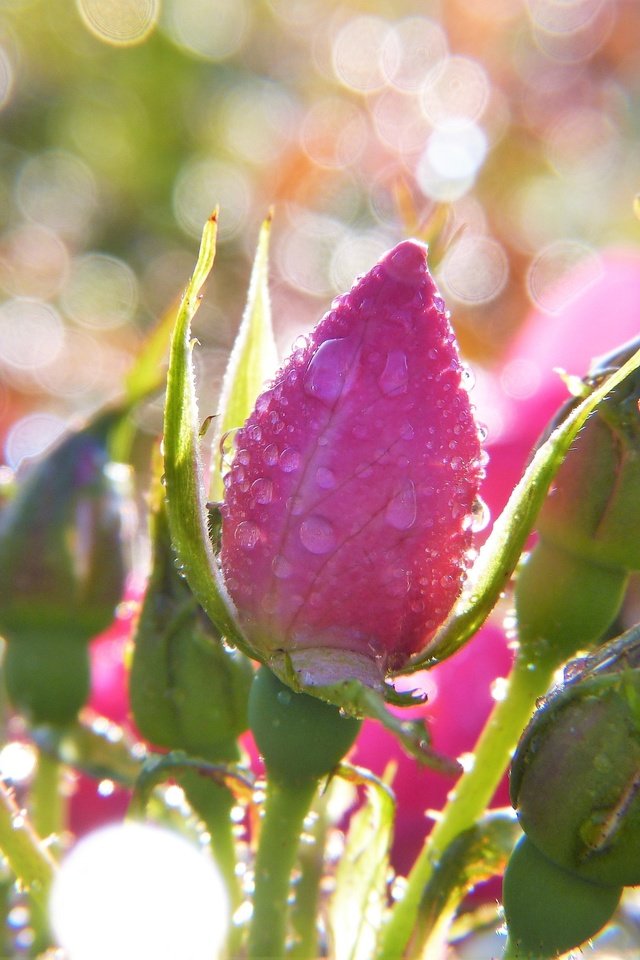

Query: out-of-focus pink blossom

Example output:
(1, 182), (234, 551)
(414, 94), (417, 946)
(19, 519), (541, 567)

(221, 241), (484, 687)
(69, 592), (140, 836)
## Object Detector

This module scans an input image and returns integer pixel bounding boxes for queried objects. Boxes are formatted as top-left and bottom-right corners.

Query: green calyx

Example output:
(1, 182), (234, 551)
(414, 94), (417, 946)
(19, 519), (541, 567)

(503, 834), (622, 959)
(248, 665), (362, 785)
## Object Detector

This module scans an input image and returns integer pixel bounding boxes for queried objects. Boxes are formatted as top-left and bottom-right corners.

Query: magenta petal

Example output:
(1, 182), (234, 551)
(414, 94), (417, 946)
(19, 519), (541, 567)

(221, 240), (484, 686)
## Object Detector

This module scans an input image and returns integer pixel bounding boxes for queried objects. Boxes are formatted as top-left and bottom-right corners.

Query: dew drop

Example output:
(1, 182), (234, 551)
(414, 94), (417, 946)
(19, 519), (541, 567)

(315, 466), (336, 489)
(279, 448), (301, 473)
(427, 347), (439, 361)
(263, 443), (279, 466)
(249, 425), (262, 442)
(378, 350), (408, 395)
(400, 422), (415, 441)
(302, 337), (355, 405)
(251, 477), (273, 505)
(235, 521), (262, 551)
(385, 480), (417, 531)
(272, 556), (293, 580)
(299, 515), (336, 554)
(236, 448), (250, 466)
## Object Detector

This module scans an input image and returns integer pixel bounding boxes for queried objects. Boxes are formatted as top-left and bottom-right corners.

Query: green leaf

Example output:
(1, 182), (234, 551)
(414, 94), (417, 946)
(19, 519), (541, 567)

(210, 212), (278, 501)
(404, 343), (640, 669)
(162, 213), (260, 662)
(328, 765), (395, 960)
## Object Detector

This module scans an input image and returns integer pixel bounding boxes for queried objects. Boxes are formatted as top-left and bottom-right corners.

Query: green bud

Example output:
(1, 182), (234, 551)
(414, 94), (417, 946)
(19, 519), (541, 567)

(248, 665), (362, 785)
(511, 627), (640, 886)
(503, 834), (622, 959)
(536, 338), (640, 572)
(515, 540), (627, 662)
(129, 501), (253, 761)
(0, 411), (132, 725)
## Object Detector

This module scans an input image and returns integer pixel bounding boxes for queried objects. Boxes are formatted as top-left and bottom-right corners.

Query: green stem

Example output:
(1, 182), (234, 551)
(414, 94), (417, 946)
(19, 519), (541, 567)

(32, 749), (64, 844)
(248, 777), (317, 960)
(289, 792), (330, 960)
(379, 647), (561, 960)
(0, 782), (56, 912)
(179, 770), (240, 907)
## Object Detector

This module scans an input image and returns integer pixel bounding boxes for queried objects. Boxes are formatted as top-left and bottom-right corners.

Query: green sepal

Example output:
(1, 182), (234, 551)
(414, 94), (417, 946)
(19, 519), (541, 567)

(401, 342), (640, 669)
(162, 212), (261, 663)
(210, 211), (278, 501)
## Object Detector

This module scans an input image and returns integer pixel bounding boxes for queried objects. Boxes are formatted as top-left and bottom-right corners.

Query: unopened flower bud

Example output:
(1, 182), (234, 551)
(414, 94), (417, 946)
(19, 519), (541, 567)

(511, 628), (640, 887)
(536, 337), (640, 573)
(0, 412), (132, 724)
(221, 241), (484, 688)
(130, 503), (253, 760)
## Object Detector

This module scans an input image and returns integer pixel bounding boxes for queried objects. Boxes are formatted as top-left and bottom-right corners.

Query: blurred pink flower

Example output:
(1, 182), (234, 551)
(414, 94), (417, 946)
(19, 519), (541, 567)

(221, 240), (484, 687)
(69, 592), (140, 836)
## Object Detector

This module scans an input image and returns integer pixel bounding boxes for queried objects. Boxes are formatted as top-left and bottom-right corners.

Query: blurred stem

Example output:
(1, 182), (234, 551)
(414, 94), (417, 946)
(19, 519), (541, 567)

(379, 647), (561, 960)
(247, 778), (317, 960)
(179, 770), (240, 906)
(32, 750), (64, 845)
(0, 782), (56, 913)
(289, 791), (330, 960)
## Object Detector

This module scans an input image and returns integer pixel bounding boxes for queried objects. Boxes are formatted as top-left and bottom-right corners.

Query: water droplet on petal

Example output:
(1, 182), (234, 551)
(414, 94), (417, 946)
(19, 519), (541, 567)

(235, 521), (262, 551)
(385, 480), (417, 531)
(251, 477), (273, 505)
(302, 337), (355, 406)
(263, 443), (279, 466)
(378, 350), (408, 395)
(299, 515), (336, 554)
(315, 466), (336, 489)
(279, 448), (301, 473)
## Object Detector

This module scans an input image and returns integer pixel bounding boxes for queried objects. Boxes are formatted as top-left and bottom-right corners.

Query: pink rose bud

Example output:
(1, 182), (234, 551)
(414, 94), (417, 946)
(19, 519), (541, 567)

(221, 240), (484, 688)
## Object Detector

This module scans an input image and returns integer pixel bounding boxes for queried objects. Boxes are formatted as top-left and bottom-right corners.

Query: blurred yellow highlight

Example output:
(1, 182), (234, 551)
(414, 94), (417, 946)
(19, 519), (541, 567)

(76, 0), (160, 46)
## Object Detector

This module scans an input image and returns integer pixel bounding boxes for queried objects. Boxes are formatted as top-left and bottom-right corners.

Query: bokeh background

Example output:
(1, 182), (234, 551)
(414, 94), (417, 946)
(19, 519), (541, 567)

(0, 0), (639, 470)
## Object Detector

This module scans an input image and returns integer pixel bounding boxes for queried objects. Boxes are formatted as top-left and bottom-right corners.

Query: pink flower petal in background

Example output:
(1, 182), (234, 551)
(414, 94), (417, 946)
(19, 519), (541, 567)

(221, 240), (484, 686)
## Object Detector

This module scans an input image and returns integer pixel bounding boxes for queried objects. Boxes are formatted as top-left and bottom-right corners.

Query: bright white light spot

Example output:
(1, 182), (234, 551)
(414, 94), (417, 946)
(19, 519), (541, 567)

(162, 0), (249, 61)
(0, 299), (65, 371)
(0, 46), (14, 110)
(173, 157), (251, 240)
(527, 240), (602, 314)
(49, 822), (229, 960)
(440, 234), (508, 304)
(421, 55), (490, 126)
(0, 742), (37, 783)
(490, 677), (509, 702)
(4, 413), (67, 471)
(332, 16), (391, 92)
(500, 358), (543, 402)
(76, 0), (159, 46)
(380, 17), (448, 92)
(62, 253), (138, 330)
(416, 122), (487, 202)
